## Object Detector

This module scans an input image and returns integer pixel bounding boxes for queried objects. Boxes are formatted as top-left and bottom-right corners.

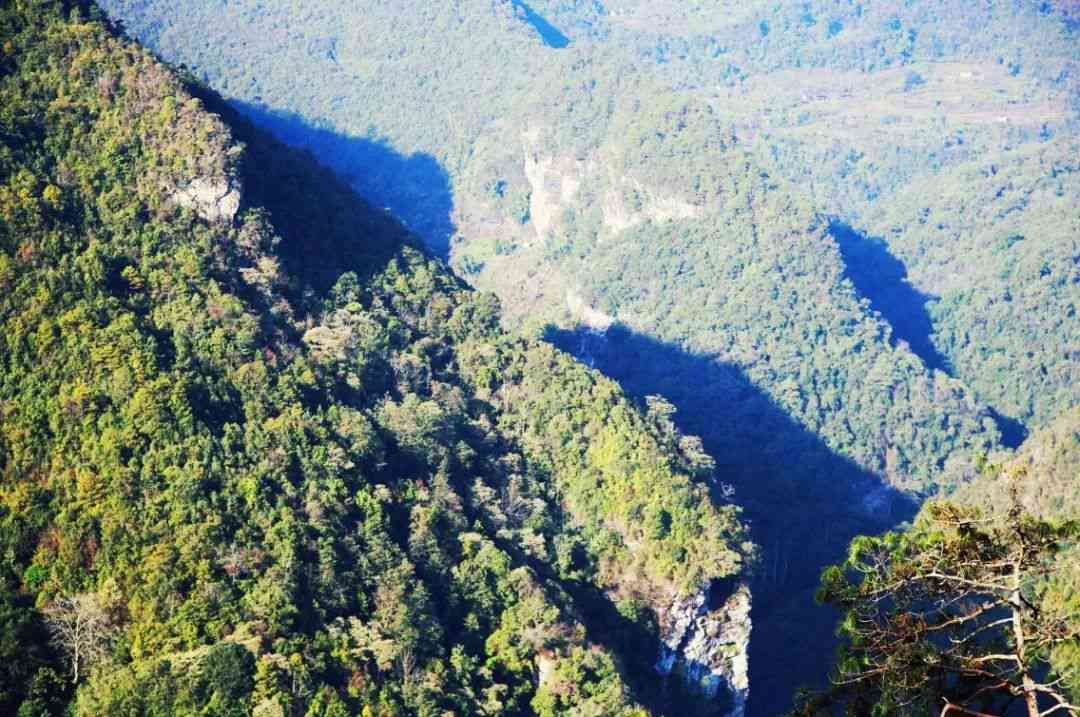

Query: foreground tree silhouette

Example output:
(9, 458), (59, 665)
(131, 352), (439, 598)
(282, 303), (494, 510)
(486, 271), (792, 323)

(792, 491), (1079, 717)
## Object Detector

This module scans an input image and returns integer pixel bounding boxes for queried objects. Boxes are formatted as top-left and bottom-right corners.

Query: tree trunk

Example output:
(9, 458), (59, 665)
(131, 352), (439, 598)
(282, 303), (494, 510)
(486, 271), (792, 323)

(72, 609), (81, 684)
(1011, 562), (1039, 717)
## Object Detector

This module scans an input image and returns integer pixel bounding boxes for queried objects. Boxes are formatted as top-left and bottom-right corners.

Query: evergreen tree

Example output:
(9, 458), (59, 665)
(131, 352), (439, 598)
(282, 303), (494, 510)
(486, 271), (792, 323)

(796, 487), (1079, 717)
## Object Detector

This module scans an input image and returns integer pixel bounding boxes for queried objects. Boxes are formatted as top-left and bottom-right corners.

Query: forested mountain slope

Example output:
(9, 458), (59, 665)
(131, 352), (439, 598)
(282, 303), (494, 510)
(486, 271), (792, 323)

(97, 0), (1080, 486)
(860, 138), (1080, 429)
(88, 0), (1080, 713)
(0, 3), (753, 715)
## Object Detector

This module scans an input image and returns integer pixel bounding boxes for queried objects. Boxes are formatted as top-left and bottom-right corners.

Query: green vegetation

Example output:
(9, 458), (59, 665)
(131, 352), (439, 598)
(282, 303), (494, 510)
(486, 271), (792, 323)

(861, 141), (1080, 429)
(13, 0), (1080, 713)
(82, 0), (1080, 712)
(95, 1), (1080, 474)
(0, 3), (749, 715)
(795, 499), (1078, 716)
(953, 409), (1080, 699)
(798, 414), (1080, 716)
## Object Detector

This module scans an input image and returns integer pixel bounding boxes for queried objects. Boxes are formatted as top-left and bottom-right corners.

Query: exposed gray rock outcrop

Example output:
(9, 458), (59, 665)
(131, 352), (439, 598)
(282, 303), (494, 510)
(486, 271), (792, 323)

(536, 650), (557, 688)
(171, 177), (240, 223)
(656, 581), (751, 717)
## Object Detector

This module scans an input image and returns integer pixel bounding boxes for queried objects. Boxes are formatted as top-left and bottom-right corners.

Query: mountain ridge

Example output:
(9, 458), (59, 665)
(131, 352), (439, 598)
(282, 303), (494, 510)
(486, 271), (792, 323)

(0, 3), (751, 714)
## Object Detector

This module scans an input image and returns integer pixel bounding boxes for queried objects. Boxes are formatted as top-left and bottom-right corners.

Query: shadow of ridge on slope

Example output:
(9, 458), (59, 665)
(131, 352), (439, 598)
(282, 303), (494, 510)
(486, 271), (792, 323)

(829, 220), (1028, 449)
(229, 100), (456, 262)
(828, 220), (952, 375)
(177, 78), (418, 302)
(179, 78), (736, 714)
(510, 0), (571, 48)
(545, 323), (919, 717)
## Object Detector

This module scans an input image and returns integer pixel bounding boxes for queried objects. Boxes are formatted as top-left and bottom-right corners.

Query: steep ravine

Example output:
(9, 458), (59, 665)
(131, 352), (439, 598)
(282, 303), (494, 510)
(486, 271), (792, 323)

(88, 3), (1080, 713)
(658, 581), (752, 717)
(0, 4), (754, 715)
(547, 324), (922, 716)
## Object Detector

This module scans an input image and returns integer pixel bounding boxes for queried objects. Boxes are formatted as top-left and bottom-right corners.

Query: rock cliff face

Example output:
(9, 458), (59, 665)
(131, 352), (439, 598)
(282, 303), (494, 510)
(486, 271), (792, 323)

(657, 581), (752, 717)
(519, 128), (702, 244)
(171, 176), (241, 223)
(521, 128), (586, 243)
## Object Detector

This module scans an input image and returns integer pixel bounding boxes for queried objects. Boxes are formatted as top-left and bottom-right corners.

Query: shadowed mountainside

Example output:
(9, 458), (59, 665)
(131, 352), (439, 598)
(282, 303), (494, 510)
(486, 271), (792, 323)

(230, 101), (456, 260)
(830, 221), (1030, 449)
(829, 221), (951, 374)
(511, 0), (570, 48)
(546, 324), (918, 717)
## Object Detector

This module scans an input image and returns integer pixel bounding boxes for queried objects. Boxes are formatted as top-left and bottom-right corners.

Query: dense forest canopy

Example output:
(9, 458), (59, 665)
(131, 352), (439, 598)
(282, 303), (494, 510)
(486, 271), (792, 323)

(0, 2), (755, 715)
(92, 0), (1080, 473)
(2, 0), (1077, 714)
(95, 1), (1080, 712)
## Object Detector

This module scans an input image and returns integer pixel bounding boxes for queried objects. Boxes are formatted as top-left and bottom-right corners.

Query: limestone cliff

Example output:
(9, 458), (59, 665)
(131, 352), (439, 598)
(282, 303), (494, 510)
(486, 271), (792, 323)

(171, 176), (241, 223)
(657, 581), (752, 717)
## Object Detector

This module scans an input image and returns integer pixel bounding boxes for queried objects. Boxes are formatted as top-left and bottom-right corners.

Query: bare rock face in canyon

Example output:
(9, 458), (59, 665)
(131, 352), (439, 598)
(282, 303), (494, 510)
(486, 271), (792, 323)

(657, 581), (752, 717)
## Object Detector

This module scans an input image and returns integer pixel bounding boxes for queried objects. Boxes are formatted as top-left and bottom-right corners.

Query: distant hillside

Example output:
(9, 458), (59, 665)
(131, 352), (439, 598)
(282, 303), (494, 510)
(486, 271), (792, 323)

(955, 407), (1080, 523)
(97, 0), (1080, 482)
(861, 137), (1080, 429)
(0, 3), (751, 715)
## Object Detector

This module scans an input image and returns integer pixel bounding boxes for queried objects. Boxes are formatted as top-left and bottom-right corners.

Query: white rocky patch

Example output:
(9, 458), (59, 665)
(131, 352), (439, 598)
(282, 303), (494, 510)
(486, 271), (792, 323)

(171, 177), (240, 223)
